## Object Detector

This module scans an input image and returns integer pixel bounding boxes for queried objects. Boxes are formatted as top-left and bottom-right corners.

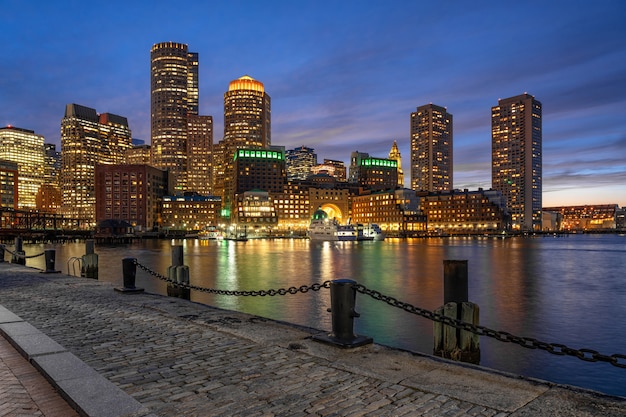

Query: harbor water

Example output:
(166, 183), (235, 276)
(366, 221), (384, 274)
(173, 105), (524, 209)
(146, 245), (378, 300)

(18, 233), (626, 398)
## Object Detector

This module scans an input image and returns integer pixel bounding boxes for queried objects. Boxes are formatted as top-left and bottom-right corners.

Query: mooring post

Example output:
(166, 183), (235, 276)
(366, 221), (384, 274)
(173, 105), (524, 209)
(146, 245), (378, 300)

(42, 249), (60, 273)
(81, 239), (99, 279)
(114, 258), (144, 293)
(167, 245), (190, 299)
(0, 245), (4, 262)
(434, 260), (480, 364)
(313, 279), (372, 348)
(11, 237), (25, 265)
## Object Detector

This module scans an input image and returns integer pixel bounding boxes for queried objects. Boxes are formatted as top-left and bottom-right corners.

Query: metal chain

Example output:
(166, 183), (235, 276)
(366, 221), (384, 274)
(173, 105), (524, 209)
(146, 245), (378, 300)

(0, 245), (46, 259)
(134, 259), (331, 296)
(131, 259), (626, 369)
(352, 283), (626, 369)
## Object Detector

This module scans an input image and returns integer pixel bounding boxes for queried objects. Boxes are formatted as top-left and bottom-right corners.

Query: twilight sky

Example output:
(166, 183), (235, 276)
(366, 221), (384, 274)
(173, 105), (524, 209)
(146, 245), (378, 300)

(2, 0), (625, 206)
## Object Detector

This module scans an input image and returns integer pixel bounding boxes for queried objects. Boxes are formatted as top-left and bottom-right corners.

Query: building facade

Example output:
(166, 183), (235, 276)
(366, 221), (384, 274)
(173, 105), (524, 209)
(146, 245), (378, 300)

(187, 114), (213, 195)
(311, 159), (347, 182)
(286, 146), (317, 181)
(418, 189), (509, 235)
(410, 104), (453, 192)
(353, 155), (398, 191)
(0, 160), (18, 211)
(232, 149), (286, 197)
(351, 188), (426, 236)
(215, 75), (271, 212)
(492, 93), (542, 231)
(0, 126), (46, 209)
(61, 104), (132, 224)
(150, 42), (207, 194)
(95, 164), (168, 230)
(161, 194), (221, 230)
(543, 204), (619, 231)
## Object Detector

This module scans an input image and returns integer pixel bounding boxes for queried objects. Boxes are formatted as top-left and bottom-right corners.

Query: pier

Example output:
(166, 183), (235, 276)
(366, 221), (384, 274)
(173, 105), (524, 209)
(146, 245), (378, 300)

(1, 262), (625, 416)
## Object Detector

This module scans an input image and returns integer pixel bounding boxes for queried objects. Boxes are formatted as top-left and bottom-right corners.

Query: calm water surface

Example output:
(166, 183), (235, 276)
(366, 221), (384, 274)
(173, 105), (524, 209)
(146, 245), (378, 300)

(22, 233), (626, 397)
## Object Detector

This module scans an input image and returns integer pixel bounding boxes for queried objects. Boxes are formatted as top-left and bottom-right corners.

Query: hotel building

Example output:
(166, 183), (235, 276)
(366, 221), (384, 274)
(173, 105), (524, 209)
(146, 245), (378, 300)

(95, 164), (168, 230)
(0, 126), (46, 209)
(215, 75), (271, 211)
(61, 104), (132, 224)
(418, 188), (509, 235)
(352, 189), (426, 236)
(492, 93), (542, 231)
(151, 42), (210, 194)
(410, 104), (453, 192)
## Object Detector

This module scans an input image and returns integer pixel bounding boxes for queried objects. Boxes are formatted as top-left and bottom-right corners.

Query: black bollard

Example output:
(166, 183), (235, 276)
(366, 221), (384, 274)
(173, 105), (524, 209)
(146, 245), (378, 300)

(313, 279), (372, 348)
(11, 237), (25, 265)
(114, 258), (144, 293)
(41, 249), (60, 273)
(0, 245), (4, 262)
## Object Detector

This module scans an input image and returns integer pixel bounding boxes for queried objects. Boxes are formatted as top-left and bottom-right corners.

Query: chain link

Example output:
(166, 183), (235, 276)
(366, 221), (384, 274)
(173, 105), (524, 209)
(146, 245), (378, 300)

(352, 283), (626, 369)
(134, 259), (331, 296)
(0, 244), (46, 259)
(131, 259), (626, 369)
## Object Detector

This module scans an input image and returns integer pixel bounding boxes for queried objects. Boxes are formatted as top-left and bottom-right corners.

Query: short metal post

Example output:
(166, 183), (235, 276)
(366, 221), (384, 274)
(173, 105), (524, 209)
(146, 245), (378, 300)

(114, 258), (144, 293)
(0, 245), (4, 262)
(42, 249), (60, 273)
(11, 237), (25, 265)
(313, 279), (372, 348)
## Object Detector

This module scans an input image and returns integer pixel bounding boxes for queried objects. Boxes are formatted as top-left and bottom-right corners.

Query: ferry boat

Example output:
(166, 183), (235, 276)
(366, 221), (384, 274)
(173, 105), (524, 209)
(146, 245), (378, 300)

(362, 223), (385, 241)
(307, 209), (374, 241)
(198, 226), (223, 240)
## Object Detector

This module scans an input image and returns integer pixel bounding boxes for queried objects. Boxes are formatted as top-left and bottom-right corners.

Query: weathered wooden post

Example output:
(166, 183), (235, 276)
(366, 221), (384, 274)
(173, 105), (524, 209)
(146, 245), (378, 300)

(313, 279), (372, 348)
(114, 258), (144, 293)
(11, 237), (25, 265)
(433, 260), (480, 364)
(167, 245), (190, 299)
(81, 239), (99, 279)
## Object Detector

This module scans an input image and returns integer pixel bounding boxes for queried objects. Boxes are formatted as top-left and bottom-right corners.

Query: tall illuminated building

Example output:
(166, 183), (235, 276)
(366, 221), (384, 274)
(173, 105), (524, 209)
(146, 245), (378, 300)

(215, 75), (271, 214)
(286, 146), (317, 181)
(187, 114), (213, 195)
(0, 126), (45, 209)
(410, 104), (453, 192)
(388, 140), (404, 187)
(61, 104), (132, 225)
(491, 93), (542, 231)
(150, 42), (200, 193)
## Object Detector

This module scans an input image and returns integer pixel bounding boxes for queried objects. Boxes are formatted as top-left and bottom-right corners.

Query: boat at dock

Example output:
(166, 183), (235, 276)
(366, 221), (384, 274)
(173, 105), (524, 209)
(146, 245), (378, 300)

(308, 208), (376, 242)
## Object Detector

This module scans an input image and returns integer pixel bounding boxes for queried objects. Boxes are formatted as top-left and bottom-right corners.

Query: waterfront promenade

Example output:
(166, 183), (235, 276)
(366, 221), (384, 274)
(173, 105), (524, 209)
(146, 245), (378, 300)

(0, 262), (625, 416)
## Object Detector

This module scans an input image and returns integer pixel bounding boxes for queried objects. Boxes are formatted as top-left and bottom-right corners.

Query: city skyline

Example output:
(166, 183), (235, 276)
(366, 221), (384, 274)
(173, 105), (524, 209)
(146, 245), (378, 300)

(2, 1), (625, 207)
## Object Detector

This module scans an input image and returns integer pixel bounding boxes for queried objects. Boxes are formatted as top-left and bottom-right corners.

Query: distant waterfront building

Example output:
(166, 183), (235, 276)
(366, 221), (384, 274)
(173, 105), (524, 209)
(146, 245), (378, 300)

(61, 104), (132, 225)
(352, 189), (426, 236)
(418, 188), (509, 235)
(543, 204), (619, 231)
(388, 141), (405, 188)
(215, 75), (271, 211)
(0, 126), (46, 209)
(410, 104), (453, 192)
(95, 164), (168, 230)
(351, 153), (398, 191)
(0, 160), (18, 211)
(233, 190), (278, 228)
(187, 114), (213, 195)
(151, 42), (209, 194)
(161, 194), (221, 230)
(492, 93), (542, 231)
(309, 187), (351, 224)
(233, 149), (286, 197)
(311, 159), (347, 182)
(286, 146), (317, 181)
(271, 182), (311, 234)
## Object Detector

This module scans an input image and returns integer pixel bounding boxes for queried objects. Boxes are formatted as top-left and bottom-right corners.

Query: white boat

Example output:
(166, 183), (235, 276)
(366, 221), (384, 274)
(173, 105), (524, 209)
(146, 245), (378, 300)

(308, 209), (373, 241)
(362, 223), (385, 241)
(199, 227), (223, 240)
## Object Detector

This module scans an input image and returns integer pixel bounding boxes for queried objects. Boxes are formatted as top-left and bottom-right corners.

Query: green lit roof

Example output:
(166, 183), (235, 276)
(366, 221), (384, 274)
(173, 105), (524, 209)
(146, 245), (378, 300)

(234, 149), (284, 161)
(359, 157), (397, 168)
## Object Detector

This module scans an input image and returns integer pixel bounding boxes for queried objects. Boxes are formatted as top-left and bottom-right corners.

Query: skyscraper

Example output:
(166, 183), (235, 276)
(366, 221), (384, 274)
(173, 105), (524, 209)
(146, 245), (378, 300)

(214, 75), (271, 213)
(61, 104), (132, 224)
(187, 114), (213, 195)
(286, 146), (317, 181)
(0, 126), (46, 209)
(150, 42), (200, 193)
(491, 93), (542, 231)
(410, 104), (453, 192)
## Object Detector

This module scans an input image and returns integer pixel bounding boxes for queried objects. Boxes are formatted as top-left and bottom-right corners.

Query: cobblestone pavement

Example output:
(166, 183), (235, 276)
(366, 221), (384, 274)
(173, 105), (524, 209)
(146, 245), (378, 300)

(1, 263), (625, 416)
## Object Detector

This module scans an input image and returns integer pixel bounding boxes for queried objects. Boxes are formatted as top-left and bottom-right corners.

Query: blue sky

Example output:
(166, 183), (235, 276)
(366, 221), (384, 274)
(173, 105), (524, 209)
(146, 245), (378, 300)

(2, 0), (625, 206)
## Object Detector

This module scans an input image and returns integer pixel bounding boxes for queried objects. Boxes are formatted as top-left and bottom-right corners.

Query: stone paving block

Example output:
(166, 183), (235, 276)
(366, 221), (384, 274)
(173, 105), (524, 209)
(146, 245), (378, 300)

(0, 304), (22, 324)
(6, 332), (66, 358)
